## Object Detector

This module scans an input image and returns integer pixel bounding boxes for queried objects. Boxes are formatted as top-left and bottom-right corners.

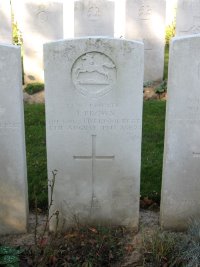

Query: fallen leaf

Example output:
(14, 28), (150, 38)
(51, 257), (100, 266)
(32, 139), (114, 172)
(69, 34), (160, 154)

(88, 227), (98, 234)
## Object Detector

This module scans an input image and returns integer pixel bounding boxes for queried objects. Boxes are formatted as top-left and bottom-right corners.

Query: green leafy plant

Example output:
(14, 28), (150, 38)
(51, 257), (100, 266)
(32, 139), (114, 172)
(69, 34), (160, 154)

(24, 83), (44, 95)
(0, 246), (24, 267)
(155, 80), (167, 96)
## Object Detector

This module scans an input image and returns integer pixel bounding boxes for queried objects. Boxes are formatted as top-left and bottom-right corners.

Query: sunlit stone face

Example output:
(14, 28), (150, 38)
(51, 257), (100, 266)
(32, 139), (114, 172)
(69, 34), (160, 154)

(0, 44), (28, 235)
(44, 37), (144, 230)
(125, 0), (166, 82)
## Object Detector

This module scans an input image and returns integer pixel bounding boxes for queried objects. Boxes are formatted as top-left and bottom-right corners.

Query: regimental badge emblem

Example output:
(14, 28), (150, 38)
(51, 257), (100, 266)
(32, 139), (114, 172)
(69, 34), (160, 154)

(71, 52), (117, 98)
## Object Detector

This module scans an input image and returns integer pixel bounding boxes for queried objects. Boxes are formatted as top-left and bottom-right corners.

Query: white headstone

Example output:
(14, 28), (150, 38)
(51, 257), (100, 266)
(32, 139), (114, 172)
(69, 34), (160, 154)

(176, 0), (200, 36)
(160, 35), (200, 230)
(74, 0), (115, 37)
(0, 0), (12, 44)
(125, 0), (166, 82)
(44, 37), (143, 230)
(0, 44), (28, 235)
(15, 0), (63, 83)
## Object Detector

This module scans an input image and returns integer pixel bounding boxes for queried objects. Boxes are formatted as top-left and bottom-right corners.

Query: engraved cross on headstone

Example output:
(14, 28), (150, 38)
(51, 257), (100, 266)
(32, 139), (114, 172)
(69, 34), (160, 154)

(73, 134), (115, 212)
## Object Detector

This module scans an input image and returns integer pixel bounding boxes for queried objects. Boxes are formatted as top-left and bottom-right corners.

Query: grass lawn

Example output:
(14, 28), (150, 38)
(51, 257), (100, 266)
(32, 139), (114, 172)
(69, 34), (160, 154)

(164, 45), (169, 80)
(141, 100), (166, 201)
(24, 104), (47, 208)
(24, 100), (166, 209)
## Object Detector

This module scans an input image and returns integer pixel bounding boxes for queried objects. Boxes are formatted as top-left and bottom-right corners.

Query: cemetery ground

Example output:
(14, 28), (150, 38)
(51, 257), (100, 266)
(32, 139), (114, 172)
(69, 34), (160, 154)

(2, 97), (198, 267)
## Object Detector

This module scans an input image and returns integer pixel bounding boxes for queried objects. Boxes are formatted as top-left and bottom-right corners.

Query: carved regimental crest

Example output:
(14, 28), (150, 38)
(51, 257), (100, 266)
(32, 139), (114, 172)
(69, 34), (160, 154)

(36, 5), (49, 24)
(138, 4), (152, 20)
(87, 5), (100, 20)
(72, 52), (117, 98)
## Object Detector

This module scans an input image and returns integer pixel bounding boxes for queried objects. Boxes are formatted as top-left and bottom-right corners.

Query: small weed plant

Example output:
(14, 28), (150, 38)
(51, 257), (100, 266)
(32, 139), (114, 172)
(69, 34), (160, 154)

(24, 83), (44, 95)
(155, 80), (167, 96)
(23, 170), (128, 266)
(24, 170), (60, 266)
(165, 21), (176, 46)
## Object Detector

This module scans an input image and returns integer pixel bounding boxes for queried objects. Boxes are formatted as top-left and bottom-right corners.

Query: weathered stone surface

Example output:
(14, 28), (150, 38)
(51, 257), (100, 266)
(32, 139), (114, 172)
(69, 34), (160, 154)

(74, 0), (115, 37)
(126, 0), (166, 82)
(160, 35), (200, 230)
(0, 0), (12, 44)
(0, 44), (28, 235)
(44, 37), (143, 230)
(176, 0), (200, 36)
(14, 0), (63, 83)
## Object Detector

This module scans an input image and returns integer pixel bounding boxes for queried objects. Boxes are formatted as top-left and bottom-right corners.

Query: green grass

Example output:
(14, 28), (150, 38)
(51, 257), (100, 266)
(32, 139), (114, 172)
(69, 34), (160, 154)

(164, 45), (169, 80)
(141, 100), (166, 201)
(24, 104), (47, 209)
(24, 101), (166, 209)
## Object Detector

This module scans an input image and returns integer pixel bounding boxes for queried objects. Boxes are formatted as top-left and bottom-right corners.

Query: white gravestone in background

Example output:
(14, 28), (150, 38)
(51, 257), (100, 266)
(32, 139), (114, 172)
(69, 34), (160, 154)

(126, 0), (166, 82)
(74, 0), (115, 37)
(18, 0), (63, 83)
(44, 37), (143, 230)
(0, 0), (12, 44)
(0, 44), (28, 235)
(160, 35), (200, 230)
(176, 0), (200, 36)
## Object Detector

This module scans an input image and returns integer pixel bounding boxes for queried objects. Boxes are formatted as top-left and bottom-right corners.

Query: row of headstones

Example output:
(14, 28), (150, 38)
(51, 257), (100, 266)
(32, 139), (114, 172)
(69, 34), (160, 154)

(1, 34), (200, 235)
(2, 0), (200, 85)
(1, 0), (166, 83)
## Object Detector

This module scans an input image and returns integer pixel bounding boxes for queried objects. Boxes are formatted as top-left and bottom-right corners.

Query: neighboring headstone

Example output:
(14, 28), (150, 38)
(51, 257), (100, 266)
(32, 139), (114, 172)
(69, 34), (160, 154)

(74, 0), (115, 37)
(176, 0), (200, 36)
(44, 37), (143, 230)
(15, 0), (63, 83)
(125, 0), (166, 82)
(0, 0), (12, 44)
(160, 35), (200, 230)
(0, 44), (28, 235)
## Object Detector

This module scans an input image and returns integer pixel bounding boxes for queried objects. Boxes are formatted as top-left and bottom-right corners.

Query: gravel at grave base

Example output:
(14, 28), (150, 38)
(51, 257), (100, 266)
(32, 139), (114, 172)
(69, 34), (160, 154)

(0, 210), (159, 246)
(118, 210), (160, 267)
(0, 210), (159, 266)
(0, 213), (48, 247)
